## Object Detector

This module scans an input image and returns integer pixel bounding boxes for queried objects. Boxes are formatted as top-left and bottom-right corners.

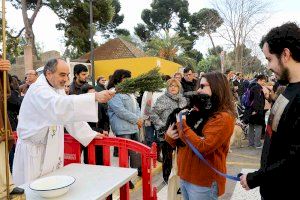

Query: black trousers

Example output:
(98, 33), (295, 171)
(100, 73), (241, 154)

(161, 141), (174, 182)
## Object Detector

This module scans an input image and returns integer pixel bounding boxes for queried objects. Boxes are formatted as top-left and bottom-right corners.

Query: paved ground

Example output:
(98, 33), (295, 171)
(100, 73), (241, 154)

(129, 138), (263, 200)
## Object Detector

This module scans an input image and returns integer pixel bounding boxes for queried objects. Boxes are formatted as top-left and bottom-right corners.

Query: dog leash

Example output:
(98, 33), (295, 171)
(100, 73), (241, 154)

(179, 112), (241, 181)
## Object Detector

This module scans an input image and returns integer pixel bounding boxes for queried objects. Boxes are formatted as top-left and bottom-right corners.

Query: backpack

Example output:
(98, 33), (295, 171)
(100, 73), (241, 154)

(241, 88), (253, 108)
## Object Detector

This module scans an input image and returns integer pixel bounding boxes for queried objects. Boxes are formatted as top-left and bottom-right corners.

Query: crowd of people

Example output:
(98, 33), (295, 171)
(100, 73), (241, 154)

(0, 22), (299, 200)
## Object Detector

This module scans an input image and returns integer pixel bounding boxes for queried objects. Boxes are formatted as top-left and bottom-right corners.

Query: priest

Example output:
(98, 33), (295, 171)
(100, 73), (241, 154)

(13, 58), (115, 186)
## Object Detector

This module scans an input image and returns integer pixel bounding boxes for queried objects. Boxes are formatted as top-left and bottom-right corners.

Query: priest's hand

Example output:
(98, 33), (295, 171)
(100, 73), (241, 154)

(95, 90), (115, 103)
(95, 132), (106, 139)
(102, 130), (109, 136)
(0, 59), (11, 71)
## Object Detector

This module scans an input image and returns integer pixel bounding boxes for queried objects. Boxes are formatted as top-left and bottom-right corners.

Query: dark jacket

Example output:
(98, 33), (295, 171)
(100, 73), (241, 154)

(95, 83), (106, 92)
(69, 80), (85, 95)
(88, 102), (110, 133)
(7, 90), (23, 131)
(233, 79), (247, 97)
(243, 83), (265, 125)
(181, 78), (197, 94)
(246, 82), (300, 200)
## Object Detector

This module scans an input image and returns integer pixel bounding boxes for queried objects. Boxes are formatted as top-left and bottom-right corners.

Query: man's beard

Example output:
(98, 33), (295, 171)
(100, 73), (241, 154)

(79, 79), (87, 84)
(277, 61), (290, 85)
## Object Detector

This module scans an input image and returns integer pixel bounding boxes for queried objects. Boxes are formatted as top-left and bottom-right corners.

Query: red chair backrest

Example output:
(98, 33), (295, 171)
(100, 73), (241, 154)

(88, 137), (157, 200)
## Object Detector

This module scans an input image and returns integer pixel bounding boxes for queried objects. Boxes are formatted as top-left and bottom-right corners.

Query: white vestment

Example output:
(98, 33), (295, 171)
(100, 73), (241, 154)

(13, 74), (98, 186)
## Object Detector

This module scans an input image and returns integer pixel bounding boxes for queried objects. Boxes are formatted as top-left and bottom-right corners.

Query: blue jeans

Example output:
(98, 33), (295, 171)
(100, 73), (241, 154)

(180, 179), (218, 200)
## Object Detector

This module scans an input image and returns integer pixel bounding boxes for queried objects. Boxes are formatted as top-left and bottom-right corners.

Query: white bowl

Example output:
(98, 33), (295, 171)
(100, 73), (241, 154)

(29, 175), (75, 198)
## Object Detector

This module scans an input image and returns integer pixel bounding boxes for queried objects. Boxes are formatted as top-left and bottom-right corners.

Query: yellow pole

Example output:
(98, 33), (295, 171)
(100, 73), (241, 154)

(1, 0), (11, 199)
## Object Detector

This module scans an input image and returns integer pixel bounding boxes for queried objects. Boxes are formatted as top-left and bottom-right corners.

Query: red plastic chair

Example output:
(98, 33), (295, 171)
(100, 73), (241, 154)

(64, 134), (82, 166)
(88, 137), (158, 200)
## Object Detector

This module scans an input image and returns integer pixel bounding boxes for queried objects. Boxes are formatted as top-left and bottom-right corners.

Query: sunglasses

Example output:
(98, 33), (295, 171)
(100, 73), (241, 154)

(200, 83), (209, 89)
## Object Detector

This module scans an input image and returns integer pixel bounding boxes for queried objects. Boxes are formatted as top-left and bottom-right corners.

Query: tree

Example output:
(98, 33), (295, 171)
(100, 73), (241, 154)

(48, 0), (115, 56)
(145, 34), (196, 67)
(189, 8), (223, 54)
(184, 49), (203, 63)
(9, 0), (43, 57)
(0, 16), (25, 63)
(212, 0), (271, 72)
(197, 55), (221, 73)
(115, 29), (130, 37)
(134, 0), (203, 67)
(208, 45), (223, 56)
(97, 0), (127, 39)
(134, 23), (151, 42)
(62, 47), (79, 60)
(226, 44), (264, 74)
(134, 0), (190, 41)
(9, 0), (122, 57)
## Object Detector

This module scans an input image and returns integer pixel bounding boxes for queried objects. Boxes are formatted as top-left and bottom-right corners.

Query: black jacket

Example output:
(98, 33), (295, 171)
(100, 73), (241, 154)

(246, 82), (300, 200)
(69, 80), (85, 95)
(181, 78), (197, 94)
(233, 79), (248, 97)
(243, 83), (265, 125)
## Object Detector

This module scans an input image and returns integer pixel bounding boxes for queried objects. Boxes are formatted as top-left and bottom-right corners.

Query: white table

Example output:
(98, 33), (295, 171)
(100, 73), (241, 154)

(19, 163), (137, 200)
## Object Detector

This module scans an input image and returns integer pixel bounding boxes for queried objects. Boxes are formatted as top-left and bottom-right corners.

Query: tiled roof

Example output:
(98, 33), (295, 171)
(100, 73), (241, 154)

(80, 38), (147, 60)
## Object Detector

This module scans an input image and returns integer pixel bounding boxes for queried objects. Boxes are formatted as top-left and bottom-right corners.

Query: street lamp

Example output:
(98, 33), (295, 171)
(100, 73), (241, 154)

(90, 0), (95, 86)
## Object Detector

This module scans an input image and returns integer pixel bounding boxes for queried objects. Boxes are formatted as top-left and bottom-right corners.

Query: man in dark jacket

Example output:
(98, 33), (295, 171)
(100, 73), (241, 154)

(245, 74), (266, 148)
(233, 72), (248, 102)
(181, 67), (197, 95)
(240, 22), (300, 200)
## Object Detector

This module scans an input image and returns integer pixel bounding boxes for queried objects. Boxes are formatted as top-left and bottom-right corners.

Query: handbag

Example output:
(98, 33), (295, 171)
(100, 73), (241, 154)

(167, 148), (182, 200)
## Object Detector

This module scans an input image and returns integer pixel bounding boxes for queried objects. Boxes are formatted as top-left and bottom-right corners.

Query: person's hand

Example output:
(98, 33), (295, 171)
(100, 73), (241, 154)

(137, 118), (143, 129)
(102, 130), (109, 136)
(251, 111), (257, 115)
(95, 90), (115, 103)
(166, 123), (179, 139)
(240, 174), (250, 190)
(95, 132), (106, 139)
(0, 59), (11, 71)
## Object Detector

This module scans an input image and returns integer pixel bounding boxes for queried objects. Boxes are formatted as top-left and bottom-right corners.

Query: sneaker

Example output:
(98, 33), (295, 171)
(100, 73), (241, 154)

(138, 168), (142, 177)
(129, 181), (135, 189)
(255, 145), (263, 149)
(10, 187), (24, 195)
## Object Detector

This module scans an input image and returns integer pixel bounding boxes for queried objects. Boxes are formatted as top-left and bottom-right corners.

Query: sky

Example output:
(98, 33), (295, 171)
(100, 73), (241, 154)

(3, 0), (300, 60)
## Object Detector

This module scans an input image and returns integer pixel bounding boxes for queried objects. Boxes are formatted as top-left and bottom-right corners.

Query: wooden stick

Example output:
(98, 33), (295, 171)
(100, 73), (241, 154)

(2, 0), (11, 199)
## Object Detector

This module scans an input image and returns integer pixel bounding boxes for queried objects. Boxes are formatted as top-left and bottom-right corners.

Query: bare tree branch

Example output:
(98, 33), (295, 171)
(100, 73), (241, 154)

(29, 0), (42, 25)
(212, 0), (271, 72)
(8, 27), (25, 38)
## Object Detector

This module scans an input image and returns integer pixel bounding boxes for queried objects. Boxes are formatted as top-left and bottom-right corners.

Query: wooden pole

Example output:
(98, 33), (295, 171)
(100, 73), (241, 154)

(89, 0), (95, 87)
(2, 0), (11, 199)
